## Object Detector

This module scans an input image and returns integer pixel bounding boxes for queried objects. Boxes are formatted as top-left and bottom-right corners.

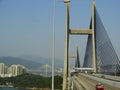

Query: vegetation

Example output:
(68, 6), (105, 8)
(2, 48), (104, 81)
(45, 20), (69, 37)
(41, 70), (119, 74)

(0, 74), (62, 89)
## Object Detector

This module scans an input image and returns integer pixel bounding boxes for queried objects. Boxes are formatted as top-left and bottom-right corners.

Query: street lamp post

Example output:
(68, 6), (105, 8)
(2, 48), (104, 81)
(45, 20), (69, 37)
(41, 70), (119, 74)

(52, 0), (56, 90)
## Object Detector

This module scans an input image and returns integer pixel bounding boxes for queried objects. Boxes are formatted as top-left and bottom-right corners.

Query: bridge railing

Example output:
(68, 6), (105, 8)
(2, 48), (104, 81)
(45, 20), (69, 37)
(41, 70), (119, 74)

(91, 73), (120, 82)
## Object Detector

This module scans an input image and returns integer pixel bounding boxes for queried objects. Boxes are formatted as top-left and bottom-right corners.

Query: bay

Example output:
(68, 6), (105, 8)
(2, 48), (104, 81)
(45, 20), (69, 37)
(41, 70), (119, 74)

(0, 87), (28, 90)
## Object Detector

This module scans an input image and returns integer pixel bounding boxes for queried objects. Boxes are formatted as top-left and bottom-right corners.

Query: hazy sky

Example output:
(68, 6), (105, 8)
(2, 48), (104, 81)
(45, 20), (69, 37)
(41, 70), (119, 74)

(0, 0), (120, 65)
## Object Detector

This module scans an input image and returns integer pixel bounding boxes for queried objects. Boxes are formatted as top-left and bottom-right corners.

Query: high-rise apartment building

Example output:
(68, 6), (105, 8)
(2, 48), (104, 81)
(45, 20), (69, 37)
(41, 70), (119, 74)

(0, 63), (5, 77)
(8, 64), (26, 77)
(0, 63), (26, 77)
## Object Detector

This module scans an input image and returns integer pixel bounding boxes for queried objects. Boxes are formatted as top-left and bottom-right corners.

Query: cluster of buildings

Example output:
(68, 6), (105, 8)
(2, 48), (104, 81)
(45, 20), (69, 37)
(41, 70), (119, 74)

(0, 63), (26, 77)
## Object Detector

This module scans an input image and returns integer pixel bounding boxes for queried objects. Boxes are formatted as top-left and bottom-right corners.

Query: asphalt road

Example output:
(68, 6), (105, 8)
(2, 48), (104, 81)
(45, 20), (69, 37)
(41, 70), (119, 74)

(71, 74), (120, 90)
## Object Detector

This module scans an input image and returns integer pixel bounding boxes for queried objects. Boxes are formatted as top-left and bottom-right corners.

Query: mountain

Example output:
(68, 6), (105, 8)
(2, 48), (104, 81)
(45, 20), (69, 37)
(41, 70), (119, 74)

(20, 55), (51, 65)
(20, 55), (63, 68)
(0, 55), (63, 70)
(0, 56), (42, 69)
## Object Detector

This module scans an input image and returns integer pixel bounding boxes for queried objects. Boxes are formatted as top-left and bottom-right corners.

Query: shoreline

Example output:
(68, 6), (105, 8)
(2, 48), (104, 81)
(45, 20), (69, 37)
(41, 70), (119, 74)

(0, 85), (13, 87)
(27, 88), (51, 90)
(0, 86), (60, 90)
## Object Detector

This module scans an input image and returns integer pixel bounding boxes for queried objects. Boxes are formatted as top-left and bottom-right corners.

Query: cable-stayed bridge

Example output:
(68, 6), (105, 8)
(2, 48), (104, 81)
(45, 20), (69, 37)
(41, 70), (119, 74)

(28, 64), (63, 77)
(62, 0), (120, 90)
(39, 64), (63, 77)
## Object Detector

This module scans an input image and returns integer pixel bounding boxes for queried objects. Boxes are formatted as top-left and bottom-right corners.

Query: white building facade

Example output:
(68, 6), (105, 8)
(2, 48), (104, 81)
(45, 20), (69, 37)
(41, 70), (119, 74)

(0, 63), (26, 77)
(8, 64), (26, 77)
(0, 63), (5, 77)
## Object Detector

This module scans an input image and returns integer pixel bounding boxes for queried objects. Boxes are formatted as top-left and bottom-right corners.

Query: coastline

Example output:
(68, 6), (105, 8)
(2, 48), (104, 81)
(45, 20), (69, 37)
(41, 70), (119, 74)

(0, 85), (13, 87)
(27, 88), (51, 90)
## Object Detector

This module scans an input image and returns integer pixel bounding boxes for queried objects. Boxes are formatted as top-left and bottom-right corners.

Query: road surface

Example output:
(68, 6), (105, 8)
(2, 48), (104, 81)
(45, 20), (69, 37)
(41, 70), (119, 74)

(70, 73), (120, 90)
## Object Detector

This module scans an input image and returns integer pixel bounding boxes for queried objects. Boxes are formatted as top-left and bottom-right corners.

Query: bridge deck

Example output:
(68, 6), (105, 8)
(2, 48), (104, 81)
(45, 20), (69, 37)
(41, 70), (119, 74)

(70, 73), (120, 90)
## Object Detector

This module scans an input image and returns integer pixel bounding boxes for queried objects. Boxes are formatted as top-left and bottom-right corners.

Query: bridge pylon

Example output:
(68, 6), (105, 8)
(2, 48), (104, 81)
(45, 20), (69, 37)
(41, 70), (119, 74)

(63, 1), (97, 90)
(91, 2), (97, 73)
(75, 45), (80, 68)
(63, 0), (70, 90)
(69, 45), (80, 69)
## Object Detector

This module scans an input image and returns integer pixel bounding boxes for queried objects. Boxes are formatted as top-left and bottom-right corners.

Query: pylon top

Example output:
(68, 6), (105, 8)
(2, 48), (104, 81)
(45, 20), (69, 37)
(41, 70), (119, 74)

(64, 0), (70, 3)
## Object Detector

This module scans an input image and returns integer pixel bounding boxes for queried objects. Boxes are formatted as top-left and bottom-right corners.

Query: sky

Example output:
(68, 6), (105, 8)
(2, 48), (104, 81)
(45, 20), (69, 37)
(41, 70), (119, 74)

(0, 0), (120, 66)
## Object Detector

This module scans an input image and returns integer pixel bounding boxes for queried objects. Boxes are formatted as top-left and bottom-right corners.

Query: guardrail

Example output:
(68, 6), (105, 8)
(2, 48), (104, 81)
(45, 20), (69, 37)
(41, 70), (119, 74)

(92, 73), (120, 82)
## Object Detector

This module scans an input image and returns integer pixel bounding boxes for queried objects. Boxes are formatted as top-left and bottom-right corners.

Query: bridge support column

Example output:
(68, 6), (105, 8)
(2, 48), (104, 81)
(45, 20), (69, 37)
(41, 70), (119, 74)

(63, 0), (70, 90)
(63, 1), (98, 89)
(92, 2), (97, 73)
